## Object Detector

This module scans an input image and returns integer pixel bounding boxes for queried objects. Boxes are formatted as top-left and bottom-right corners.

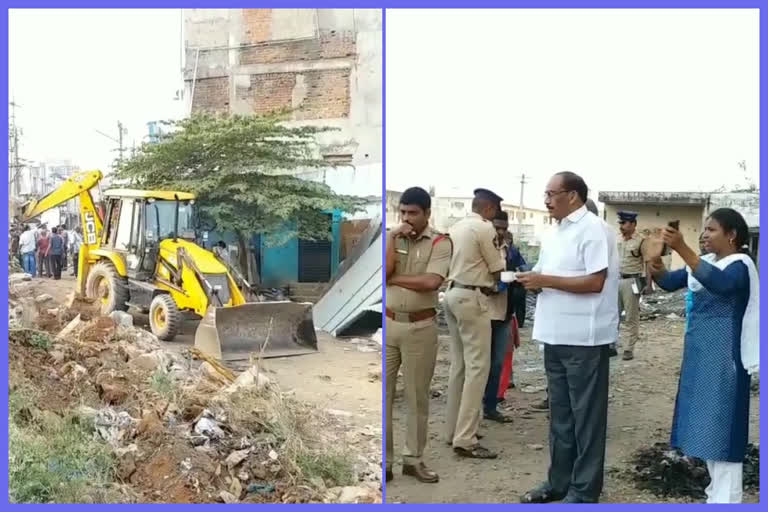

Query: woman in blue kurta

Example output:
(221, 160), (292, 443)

(649, 208), (759, 504)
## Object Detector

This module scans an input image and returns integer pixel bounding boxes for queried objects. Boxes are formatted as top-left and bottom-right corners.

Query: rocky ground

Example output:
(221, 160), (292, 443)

(8, 272), (381, 504)
(388, 295), (760, 504)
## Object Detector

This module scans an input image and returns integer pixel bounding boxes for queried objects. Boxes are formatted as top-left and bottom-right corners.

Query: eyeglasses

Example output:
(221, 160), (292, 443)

(543, 190), (570, 199)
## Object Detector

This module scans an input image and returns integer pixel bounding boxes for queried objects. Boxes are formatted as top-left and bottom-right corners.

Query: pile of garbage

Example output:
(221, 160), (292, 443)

(640, 290), (687, 321)
(629, 442), (759, 498)
(8, 278), (381, 504)
(256, 287), (290, 302)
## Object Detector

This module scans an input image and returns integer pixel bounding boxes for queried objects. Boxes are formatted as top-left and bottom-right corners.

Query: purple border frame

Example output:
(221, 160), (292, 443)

(2, 3), (765, 508)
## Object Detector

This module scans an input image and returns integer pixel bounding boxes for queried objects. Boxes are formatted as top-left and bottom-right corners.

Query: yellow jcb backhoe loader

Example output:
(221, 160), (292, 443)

(20, 170), (318, 363)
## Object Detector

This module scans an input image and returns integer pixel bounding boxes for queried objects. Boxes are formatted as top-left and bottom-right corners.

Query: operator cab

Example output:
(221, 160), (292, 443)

(101, 189), (196, 281)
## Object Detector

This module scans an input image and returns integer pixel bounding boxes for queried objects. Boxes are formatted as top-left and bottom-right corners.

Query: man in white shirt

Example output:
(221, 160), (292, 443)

(516, 172), (619, 504)
(18, 225), (38, 276)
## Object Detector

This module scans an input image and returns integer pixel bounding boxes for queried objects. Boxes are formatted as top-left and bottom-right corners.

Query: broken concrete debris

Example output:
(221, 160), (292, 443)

(8, 276), (381, 503)
(109, 310), (134, 328)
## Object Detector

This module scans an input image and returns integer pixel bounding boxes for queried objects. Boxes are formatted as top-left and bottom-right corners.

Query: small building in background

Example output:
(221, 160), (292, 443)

(598, 190), (759, 269)
(182, 8), (383, 290)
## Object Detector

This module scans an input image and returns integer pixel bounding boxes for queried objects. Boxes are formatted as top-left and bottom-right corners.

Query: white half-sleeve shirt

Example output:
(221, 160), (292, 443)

(532, 205), (620, 347)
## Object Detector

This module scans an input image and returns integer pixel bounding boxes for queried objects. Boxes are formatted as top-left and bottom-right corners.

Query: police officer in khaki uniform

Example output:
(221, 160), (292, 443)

(385, 187), (452, 484)
(443, 188), (505, 459)
(616, 211), (651, 361)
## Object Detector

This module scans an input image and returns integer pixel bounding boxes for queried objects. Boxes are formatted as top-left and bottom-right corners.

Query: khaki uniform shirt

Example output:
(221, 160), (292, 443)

(447, 212), (505, 288)
(618, 232), (645, 275)
(488, 239), (509, 321)
(386, 227), (452, 313)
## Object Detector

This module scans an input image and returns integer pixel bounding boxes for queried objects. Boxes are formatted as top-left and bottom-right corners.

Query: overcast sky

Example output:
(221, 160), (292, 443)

(9, 9), (185, 174)
(386, 9), (759, 209)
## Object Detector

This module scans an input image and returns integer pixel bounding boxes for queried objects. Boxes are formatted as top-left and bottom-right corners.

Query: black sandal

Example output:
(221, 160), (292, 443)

(484, 411), (514, 423)
(520, 484), (566, 504)
(454, 444), (498, 459)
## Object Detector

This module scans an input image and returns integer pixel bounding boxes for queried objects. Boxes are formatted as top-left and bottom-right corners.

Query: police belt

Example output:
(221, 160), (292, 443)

(448, 282), (494, 296)
(385, 307), (437, 323)
(621, 273), (642, 279)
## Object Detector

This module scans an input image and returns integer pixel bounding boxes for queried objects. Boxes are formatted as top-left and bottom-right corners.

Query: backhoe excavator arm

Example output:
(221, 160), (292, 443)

(21, 170), (105, 296)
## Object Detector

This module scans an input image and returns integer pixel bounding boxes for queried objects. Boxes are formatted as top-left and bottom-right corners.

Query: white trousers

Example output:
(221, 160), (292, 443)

(705, 460), (743, 504)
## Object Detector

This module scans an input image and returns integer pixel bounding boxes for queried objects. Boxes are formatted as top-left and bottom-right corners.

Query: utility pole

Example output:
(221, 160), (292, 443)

(9, 99), (22, 197)
(515, 173), (529, 211)
(117, 121), (125, 164)
(94, 121), (127, 168)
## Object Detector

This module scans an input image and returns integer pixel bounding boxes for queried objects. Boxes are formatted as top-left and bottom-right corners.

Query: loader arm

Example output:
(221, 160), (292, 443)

(21, 170), (105, 296)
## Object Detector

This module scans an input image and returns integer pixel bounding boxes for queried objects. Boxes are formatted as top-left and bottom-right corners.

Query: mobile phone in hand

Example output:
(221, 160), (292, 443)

(668, 220), (680, 231)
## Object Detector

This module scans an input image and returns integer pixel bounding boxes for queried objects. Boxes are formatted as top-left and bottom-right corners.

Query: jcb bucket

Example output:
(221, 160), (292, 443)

(194, 301), (319, 363)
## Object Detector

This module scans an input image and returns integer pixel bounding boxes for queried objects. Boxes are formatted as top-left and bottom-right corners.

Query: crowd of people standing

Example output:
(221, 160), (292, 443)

(385, 172), (758, 504)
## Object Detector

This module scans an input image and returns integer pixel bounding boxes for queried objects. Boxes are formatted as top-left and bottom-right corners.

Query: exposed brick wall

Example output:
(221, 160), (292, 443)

(236, 69), (350, 119)
(238, 73), (296, 115)
(191, 77), (230, 114)
(242, 9), (272, 44)
(295, 69), (350, 120)
(240, 30), (355, 65)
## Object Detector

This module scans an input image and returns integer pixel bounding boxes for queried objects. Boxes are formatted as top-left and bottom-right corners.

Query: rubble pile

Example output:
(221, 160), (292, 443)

(629, 443), (759, 498)
(640, 290), (687, 321)
(8, 281), (381, 504)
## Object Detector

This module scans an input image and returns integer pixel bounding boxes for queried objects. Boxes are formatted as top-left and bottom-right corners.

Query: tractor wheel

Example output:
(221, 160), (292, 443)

(149, 294), (181, 341)
(85, 261), (129, 315)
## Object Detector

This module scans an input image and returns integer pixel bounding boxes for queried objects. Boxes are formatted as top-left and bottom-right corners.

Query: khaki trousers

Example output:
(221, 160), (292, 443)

(385, 315), (439, 468)
(618, 278), (640, 351)
(443, 287), (492, 449)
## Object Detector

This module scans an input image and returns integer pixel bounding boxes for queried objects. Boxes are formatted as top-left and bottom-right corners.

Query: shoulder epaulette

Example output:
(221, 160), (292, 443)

(433, 233), (452, 248)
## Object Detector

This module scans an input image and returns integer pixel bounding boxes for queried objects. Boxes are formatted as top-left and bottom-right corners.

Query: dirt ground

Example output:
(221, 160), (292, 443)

(387, 317), (760, 504)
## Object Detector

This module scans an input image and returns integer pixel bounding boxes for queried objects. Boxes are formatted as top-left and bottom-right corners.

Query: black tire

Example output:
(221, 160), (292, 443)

(149, 294), (181, 341)
(85, 261), (129, 315)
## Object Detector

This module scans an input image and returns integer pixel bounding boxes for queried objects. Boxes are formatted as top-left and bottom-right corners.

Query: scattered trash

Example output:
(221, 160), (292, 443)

(527, 444), (544, 451)
(225, 448), (251, 469)
(92, 407), (138, 445)
(218, 490), (239, 504)
(268, 450), (278, 461)
(247, 483), (275, 495)
(193, 411), (226, 440)
(629, 442), (759, 498)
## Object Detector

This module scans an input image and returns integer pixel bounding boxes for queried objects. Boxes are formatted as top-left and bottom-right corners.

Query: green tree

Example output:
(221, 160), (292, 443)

(115, 113), (364, 279)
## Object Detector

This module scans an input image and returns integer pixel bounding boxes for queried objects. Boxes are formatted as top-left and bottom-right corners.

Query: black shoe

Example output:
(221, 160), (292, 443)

(622, 350), (634, 361)
(386, 469), (393, 482)
(608, 347), (618, 358)
(520, 484), (567, 503)
(484, 410), (514, 423)
(454, 444), (497, 459)
(402, 462), (439, 483)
